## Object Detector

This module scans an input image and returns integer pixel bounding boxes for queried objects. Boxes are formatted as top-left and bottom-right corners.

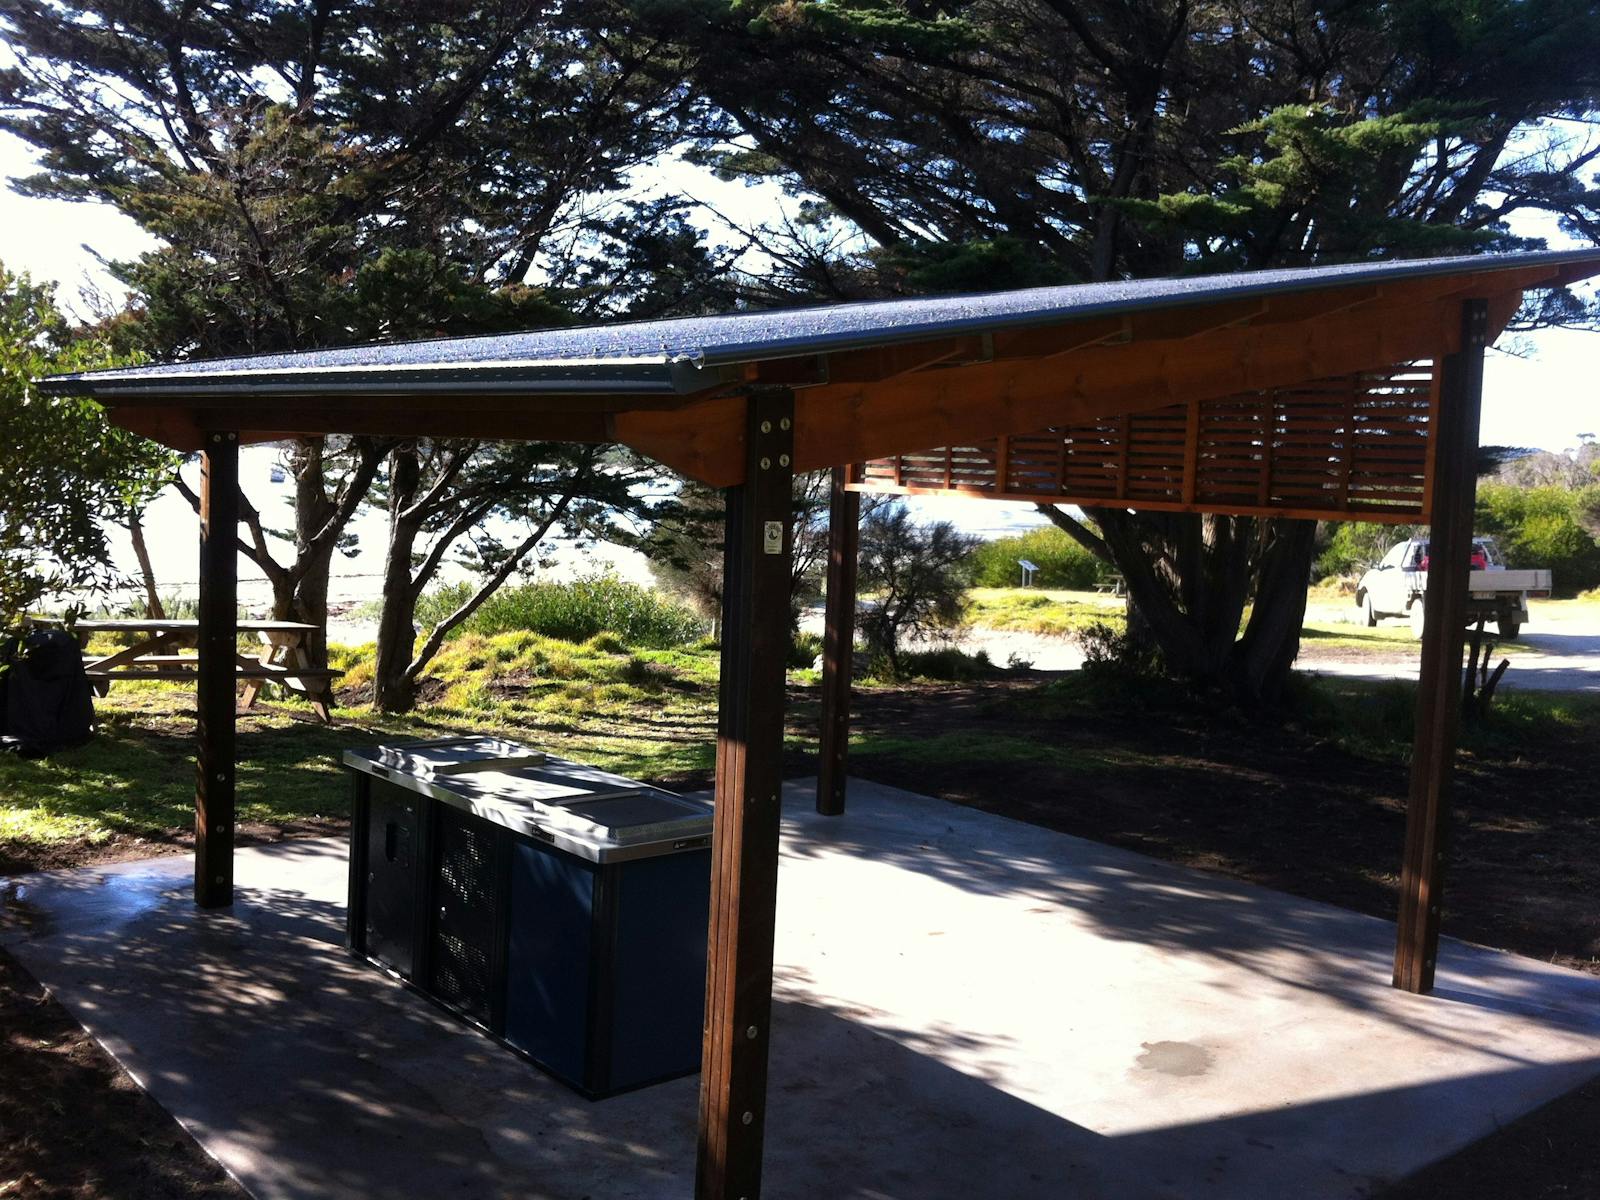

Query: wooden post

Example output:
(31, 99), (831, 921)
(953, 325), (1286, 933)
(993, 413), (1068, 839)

(196, 430), (239, 909)
(816, 467), (860, 817)
(697, 391), (795, 1200)
(1393, 299), (1488, 994)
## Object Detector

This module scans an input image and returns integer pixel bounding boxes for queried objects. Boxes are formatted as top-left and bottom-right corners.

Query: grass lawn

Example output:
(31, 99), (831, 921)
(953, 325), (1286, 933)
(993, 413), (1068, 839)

(0, 631), (736, 868)
(964, 586), (1552, 660)
(0, 628), (851, 870)
(962, 587), (1125, 636)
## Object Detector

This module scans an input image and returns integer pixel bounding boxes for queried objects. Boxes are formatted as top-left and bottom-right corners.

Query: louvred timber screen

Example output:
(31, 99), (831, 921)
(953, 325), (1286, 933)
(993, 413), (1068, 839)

(846, 364), (1438, 524)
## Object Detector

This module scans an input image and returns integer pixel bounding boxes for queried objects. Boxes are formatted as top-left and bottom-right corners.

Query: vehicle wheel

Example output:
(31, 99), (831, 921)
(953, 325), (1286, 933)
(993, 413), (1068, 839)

(1409, 603), (1427, 639)
(1362, 595), (1378, 627)
(1497, 617), (1521, 641)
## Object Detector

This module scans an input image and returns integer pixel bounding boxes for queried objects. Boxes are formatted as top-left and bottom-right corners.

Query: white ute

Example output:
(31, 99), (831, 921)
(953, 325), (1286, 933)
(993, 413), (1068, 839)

(1355, 535), (1553, 639)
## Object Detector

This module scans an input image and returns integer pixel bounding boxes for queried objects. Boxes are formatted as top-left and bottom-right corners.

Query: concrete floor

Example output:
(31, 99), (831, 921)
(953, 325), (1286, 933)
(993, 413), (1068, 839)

(3, 778), (1599, 1200)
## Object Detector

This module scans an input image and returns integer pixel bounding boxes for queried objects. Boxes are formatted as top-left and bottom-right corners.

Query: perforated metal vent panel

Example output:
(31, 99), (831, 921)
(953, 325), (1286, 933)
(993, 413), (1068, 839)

(430, 808), (499, 1023)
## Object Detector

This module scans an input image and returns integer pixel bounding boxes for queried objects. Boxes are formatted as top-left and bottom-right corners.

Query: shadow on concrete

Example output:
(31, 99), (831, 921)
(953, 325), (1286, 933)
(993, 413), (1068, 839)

(8, 853), (1598, 1200)
(773, 782), (1600, 1061)
(7, 797), (1600, 1199)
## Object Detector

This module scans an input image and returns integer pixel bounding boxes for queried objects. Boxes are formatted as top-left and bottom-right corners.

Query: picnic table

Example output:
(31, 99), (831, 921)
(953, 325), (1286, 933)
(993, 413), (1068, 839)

(30, 618), (341, 724)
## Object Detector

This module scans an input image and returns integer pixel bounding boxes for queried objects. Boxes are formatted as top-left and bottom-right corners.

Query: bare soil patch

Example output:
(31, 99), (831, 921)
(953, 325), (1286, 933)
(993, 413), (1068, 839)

(0, 950), (248, 1199)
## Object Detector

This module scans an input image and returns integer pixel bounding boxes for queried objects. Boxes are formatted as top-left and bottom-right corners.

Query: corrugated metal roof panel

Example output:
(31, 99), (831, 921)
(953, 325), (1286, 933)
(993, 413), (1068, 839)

(40, 248), (1600, 398)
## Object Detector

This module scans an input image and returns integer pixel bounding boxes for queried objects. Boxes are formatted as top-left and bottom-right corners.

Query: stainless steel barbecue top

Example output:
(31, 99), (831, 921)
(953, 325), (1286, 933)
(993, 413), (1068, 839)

(343, 738), (712, 863)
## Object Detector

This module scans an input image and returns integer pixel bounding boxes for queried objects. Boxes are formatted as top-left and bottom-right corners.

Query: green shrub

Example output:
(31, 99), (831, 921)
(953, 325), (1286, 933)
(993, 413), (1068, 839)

(891, 646), (997, 681)
(416, 576), (705, 648)
(788, 630), (824, 670)
(1314, 521), (1418, 581)
(969, 525), (1109, 589)
(1476, 483), (1600, 596)
(1076, 620), (1161, 678)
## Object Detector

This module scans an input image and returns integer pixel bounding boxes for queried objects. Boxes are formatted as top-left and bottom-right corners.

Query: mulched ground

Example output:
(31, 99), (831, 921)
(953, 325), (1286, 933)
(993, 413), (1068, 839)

(0, 950), (247, 1199)
(1380, 1075), (1600, 1199)
(2, 675), (1595, 1197)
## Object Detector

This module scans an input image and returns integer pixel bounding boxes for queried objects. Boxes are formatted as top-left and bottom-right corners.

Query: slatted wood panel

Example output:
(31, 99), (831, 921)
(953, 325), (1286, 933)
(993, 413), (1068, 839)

(849, 365), (1435, 524)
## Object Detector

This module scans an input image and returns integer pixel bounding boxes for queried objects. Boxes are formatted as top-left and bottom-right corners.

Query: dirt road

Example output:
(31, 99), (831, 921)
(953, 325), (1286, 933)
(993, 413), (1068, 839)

(1301, 599), (1600, 694)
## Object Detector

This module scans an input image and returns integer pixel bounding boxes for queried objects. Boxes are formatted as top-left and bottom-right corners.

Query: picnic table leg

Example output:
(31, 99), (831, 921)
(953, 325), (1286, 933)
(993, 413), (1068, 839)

(238, 632), (278, 712)
(73, 626), (109, 696)
(291, 640), (334, 724)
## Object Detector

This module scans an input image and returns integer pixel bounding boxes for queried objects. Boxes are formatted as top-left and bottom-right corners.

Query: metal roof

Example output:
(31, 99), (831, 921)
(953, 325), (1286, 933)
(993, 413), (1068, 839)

(40, 248), (1600, 399)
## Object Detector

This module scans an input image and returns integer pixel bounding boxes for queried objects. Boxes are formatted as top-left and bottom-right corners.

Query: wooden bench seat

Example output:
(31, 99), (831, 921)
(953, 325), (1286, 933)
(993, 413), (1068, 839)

(88, 665), (343, 681)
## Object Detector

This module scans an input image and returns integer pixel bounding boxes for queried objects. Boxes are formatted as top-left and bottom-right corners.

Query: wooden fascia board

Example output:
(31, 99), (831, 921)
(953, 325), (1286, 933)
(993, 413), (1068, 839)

(99, 388), (689, 415)
(987, 316), (1132, 361)
(616, 294), (1463, 485)
(1123, 298), (1268, 341)
(109, 406), (206, 451)
(1248, 284), (1381, 324)
(748, 336), (988, 388)
(224, 407), (615, 442)
(612, 394), (747, 483)
(714, 276), (1480, 405)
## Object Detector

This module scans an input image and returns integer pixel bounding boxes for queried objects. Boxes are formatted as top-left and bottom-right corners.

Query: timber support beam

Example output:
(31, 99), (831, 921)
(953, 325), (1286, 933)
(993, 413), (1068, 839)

(195, 430), (239, 908)
(817, 466), (860, 816)
(1393, 299), (1488, 994)
(697, 390), (795, 1200)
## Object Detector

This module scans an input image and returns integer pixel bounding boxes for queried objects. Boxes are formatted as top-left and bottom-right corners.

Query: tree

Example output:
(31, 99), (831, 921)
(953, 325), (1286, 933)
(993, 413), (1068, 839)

(637, 0), (1600, 701)
(642, 472), (844, 629)
(1476, 480), (1600, 594)
(0, 264), (177, 627)
(2, 1), (692, 661)
(1495, 438), (1600, 488)
(857, 502), (978, 676)
(371, 442), (652, 711)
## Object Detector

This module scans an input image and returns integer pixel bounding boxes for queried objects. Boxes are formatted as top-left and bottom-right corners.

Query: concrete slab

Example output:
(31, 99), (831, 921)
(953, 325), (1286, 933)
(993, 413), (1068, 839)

(3, 779), (1598, 1200)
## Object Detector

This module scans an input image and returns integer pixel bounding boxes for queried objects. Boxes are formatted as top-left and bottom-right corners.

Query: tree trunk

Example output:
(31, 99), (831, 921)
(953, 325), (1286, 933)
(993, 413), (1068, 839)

(372, 550), (421, 711)
(373, 446), (423, 713)
(1077, 507), (1317, 705)
(172, 435), (381, 662)
(1228, 519), (1318, 705)
(127, 508), (166, 619)
(288, 438), (338, 666)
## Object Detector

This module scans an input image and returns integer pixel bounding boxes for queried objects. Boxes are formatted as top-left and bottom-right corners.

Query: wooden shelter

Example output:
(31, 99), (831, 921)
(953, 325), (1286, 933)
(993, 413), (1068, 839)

(42, 248), (1600, 1200)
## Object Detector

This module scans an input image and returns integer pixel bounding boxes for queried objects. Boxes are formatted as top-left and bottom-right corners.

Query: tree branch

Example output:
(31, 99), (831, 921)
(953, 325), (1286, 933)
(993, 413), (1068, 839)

(1035, 503), (1112, 561)
(411, 494), (499, 594)
(406, 488), (578, 681)
(403, 440), (479, 522)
